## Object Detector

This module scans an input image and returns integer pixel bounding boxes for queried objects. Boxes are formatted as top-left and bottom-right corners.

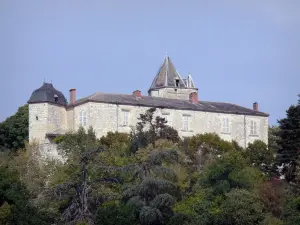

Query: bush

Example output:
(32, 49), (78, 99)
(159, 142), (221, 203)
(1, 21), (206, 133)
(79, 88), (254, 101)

(96, 202), (137, 225)
(185, 133), (234, 156)
(247, 140), (274, 166)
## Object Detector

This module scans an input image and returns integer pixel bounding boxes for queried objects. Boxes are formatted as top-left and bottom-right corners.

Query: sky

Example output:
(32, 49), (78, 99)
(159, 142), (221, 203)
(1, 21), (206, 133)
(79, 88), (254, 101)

(0, 0), (299, 125)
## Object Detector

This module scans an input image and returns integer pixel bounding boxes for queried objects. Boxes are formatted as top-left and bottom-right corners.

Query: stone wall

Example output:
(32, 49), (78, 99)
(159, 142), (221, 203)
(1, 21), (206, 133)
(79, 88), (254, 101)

(149, 87), (198, 100)
(67, 102), (268, 148)
(29, 103), (68, 143)
(29, 103), (49, 142)
(47, 103), (68, 134)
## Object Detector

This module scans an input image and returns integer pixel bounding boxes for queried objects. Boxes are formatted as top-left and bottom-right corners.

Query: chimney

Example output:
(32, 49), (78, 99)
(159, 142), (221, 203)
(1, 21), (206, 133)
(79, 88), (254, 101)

(69, 88), (76, 104)
(253, 102), (258, 111)
(133, 90), (142, 97)
(189, 92), (198, 104)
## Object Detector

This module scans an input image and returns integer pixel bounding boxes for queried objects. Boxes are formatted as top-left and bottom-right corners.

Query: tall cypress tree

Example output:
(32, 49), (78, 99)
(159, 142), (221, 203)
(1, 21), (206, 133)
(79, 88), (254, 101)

(276, 96), (300, 182)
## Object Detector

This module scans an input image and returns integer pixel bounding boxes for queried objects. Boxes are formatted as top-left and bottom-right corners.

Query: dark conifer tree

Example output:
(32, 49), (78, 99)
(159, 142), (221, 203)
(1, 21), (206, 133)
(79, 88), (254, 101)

(276, 96), (300, 182)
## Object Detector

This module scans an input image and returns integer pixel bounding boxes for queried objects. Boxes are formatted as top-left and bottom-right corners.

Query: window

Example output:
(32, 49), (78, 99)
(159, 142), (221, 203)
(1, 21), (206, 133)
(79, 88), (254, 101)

(54, 94), (58, 103)
(175, 78), (180, 87)
(79, 111), (87, 126)
(222, 118), (230, 133)
(250, 120), (258, 135)
(123, 110), (129, 126)
(182, 115), (189, 131)
(161, 113), (171, 126)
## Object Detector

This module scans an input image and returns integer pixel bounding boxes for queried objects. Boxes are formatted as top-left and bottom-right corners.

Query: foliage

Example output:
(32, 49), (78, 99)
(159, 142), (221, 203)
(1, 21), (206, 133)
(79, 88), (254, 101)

(246, 140), (275, 174)
(0, 165), (53, 225)
(46, 127), (125, 225)
(199, 150), (264, 194)
(96, 202), (137, 225)
(130, 108), (180, 152)
(1, 100), (300, 224)
(218, 189), (264, 225)
(259, 180), (285, 219)
(0, 104), (28, 152)
(276, 97), (300, 182)
(269, 125), (281, 153)
(282, 194), (300, 225)
(99, 132), (130, 149)
(184, 133), (235, 155)
(173, 189), (204, 216)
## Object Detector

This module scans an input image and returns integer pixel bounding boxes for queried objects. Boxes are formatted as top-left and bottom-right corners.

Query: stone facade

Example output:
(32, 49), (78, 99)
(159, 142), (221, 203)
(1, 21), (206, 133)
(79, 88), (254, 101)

(65, 102), (268, 148)
(29, 103), (68, 142)
(149, 87), (198, 100)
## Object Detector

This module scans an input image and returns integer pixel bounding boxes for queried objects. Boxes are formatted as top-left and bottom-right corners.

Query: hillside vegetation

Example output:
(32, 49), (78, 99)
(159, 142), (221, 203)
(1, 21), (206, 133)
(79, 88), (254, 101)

(0, 98), (299, 225)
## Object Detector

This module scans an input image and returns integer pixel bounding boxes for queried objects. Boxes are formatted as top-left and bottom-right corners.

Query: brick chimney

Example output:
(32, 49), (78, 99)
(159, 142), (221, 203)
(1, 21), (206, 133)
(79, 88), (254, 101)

(189, 92), (198, 104)
(253, 102), (258, 111)
(133, 90), (142, 97)
(69, 88), (76, 104)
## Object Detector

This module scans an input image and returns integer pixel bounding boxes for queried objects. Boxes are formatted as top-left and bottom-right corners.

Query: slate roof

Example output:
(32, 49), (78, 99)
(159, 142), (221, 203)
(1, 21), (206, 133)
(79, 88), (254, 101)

(69, 92), (269, 117)
(149, 56), (195, 90)
(28, 82), (67, 106)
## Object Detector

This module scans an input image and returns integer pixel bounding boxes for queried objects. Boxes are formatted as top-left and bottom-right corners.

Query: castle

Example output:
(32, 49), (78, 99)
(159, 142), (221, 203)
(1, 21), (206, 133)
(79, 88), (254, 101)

(28, 55), (269, 151)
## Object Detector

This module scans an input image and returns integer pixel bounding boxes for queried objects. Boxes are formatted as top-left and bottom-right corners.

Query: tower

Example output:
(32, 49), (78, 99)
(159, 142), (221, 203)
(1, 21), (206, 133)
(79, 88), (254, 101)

(27, 82), (68, 144)
(148, 55), (198, 100)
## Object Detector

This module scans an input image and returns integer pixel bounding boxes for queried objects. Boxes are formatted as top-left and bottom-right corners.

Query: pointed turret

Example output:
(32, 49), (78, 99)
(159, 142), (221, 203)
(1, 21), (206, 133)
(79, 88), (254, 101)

(148, 55), (198, 100)
(149, 55), (186, 90)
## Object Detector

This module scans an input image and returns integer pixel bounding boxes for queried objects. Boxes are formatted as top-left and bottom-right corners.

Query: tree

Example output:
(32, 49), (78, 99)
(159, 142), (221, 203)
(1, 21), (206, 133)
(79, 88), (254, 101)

(246, 140), (275, 174)
(99, 132), (130, 150)
(268, 126), (281, 153)
(276, 97), (300, 182)
(219, 189), (264, 225)
(0, 104), (28, 152)
(96, 202), (137, 225)
(0, 165), (53, 224)
(46, 127), (121, 225)
(120, 147), (182, 225)
(130, 108), (180, 152)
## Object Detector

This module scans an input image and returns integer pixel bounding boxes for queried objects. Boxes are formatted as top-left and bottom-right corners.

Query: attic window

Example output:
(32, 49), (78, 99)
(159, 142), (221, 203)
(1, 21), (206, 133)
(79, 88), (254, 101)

(54, 94), (58, 103)
(175, 78), (180, 87)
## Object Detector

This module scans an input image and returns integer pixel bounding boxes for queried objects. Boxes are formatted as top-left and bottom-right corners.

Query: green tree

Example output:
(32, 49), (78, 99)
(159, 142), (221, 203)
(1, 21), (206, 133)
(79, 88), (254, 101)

(218, 189), (264, 225)
(268, 126), (281, 153)
(96, 202), (137, 225)
(246, 140), (275, 174)
(130, 108), (180, 152)
(282, 194), (300, 225)
(47, 127), (121, 224)
(0, 104), (28, 152)
(121, 147), (182, 225)
(199, 150), (264, 195)
(0, 165), (53, 225)
(99, 132), (130, 150)
(276, 97), (300, 182)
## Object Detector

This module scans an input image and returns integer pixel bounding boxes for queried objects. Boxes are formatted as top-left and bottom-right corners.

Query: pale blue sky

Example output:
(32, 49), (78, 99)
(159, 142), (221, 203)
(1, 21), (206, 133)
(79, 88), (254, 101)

(0, 0), (299, 125)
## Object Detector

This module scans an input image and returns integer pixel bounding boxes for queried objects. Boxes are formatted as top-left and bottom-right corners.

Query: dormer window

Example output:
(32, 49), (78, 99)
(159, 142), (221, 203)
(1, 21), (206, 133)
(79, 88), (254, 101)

(175, 78), (180, 87)
(54, 94), (58, 103)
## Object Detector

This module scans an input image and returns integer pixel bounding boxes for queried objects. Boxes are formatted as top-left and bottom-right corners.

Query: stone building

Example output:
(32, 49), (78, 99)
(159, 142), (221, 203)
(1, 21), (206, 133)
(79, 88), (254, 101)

(28, 56), (269, 151)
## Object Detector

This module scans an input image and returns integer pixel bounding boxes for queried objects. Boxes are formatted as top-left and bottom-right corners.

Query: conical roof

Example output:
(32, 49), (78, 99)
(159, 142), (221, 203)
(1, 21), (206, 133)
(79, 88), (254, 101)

(149, 56), (186, 90)
(28, 82), (67, 106)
